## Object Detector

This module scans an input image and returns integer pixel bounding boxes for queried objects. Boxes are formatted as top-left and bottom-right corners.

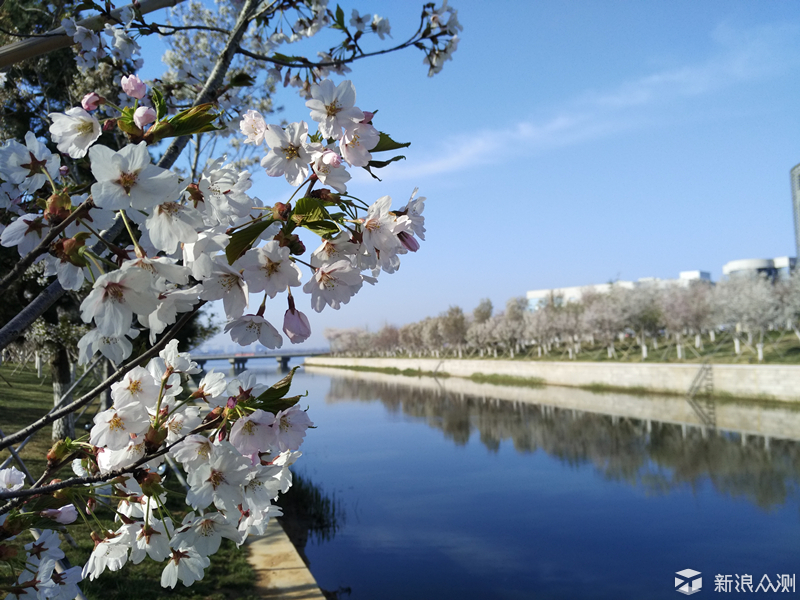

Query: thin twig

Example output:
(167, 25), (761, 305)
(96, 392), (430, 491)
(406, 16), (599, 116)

(0, 302), (205, 453)
(0, 200), (93, 295)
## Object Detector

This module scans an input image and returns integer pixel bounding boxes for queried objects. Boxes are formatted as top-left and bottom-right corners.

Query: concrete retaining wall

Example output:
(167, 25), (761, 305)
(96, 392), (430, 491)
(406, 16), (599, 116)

(303, 357), (800, 402)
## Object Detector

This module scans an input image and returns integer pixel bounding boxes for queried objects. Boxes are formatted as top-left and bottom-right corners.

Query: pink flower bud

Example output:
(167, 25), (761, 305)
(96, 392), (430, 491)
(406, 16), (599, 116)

(58, 165), (69, 177)
(361, 111), (374, 123)
(283, 298), (311, 344)
(133, 106), (156, 128)
(397, 231), (420, 252)
(121, 74), (146, 99)
(40, 504), (78, 524)
(321, 149), (342, 167)
(81, 92), (104, 111)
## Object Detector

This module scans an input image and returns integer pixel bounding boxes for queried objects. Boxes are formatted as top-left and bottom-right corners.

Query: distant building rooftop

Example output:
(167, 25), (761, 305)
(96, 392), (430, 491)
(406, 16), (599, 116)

(526, 270), (711, 308)
(722, 256), (795, 279)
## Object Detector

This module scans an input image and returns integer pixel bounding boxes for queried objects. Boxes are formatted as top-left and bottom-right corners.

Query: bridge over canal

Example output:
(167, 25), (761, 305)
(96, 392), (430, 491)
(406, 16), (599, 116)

(194, 350), (328, 373)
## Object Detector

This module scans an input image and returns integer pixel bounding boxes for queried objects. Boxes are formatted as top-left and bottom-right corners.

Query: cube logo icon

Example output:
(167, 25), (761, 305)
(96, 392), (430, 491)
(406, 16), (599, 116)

(675, 569), (702, 595)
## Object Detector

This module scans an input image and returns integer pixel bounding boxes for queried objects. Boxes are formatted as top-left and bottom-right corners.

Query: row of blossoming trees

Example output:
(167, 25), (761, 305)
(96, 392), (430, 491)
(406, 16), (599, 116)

(0, 0), (461, 596)
(325, 273), (800, 363)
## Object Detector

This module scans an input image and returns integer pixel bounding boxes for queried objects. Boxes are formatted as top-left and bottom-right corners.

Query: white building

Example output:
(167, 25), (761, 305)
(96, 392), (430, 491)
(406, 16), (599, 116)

(526, 270), (711, 309)
(721, 256), (795, 280)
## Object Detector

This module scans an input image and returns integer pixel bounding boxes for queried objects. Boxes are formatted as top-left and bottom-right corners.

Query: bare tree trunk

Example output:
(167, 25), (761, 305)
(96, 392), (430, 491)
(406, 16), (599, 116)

(51, 345), (74, 441)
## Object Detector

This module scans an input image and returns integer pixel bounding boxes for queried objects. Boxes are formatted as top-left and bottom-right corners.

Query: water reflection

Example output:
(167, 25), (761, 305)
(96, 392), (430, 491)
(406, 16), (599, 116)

(315, 368), (800, 511)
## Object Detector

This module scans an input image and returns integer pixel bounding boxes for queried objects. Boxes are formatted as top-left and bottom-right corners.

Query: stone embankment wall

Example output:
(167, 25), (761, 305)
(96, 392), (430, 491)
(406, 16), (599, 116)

(303, 357), (800, 402)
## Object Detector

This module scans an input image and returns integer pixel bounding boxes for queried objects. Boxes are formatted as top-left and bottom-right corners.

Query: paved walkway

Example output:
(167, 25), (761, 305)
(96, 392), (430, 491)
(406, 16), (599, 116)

(247, 520), (327, 599)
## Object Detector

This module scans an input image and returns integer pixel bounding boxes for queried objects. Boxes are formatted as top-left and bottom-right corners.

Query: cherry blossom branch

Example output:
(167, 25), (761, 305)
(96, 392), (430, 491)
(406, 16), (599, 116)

(235, 8), (430, 70)
(0, 0), (187, 69)
(0, 199), (94, 295)
(142, 22), (231, 35)
(0, 428), (200, 513)
(235, 40), (422, 69)
(0, 301), (206, 453)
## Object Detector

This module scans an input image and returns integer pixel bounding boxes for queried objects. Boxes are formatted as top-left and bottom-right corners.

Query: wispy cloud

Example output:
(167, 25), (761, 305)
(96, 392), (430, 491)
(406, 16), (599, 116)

(384, 21), (800, 181)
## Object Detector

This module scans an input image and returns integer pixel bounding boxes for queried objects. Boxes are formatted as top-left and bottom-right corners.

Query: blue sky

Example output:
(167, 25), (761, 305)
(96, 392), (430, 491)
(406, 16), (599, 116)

(144, 1), (800, 349)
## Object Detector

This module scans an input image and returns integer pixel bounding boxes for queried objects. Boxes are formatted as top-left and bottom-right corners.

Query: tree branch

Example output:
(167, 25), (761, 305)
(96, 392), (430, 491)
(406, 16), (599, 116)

(0, 301), (206, 453)
(0, 200), (93, 295)
(144, 22), (231, 35)
(235, 37), (422, 69)
(0, 425), (204, 513)
(156, 0), (261, 169)
(0, 0), (187, 69)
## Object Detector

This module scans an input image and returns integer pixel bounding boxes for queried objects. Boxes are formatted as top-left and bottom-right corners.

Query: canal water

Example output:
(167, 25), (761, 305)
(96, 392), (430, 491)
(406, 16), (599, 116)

(213, 359), (800, 599)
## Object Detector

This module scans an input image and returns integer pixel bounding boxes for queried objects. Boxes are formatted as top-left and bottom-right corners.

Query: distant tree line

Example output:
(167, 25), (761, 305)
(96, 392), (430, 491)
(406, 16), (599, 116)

(324, 273), (800, 362)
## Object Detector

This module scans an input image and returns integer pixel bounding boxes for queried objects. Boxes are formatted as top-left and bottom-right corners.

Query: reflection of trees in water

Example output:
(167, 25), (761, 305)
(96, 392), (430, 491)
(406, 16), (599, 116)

(327, 378), (800, 510)
(276, 472), (345, 565)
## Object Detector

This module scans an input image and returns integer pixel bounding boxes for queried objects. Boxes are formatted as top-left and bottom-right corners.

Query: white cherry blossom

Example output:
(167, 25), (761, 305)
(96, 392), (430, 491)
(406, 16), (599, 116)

(0, 213), (48, 257)
(89, 142), (182, 211)
(261, 121), (320, 186)
(0, 467), (25, 492)
(80, 268), (157, 336)
(340, 121), (380, 167)
(305, 79), (363, 140)
(90, 403), (151, 450)
(303, 258), (364, 312)
(225, 314), (283, 349)
(199, 256), (249, 319)
(241, 241), (302, 297)
(161, 546), (210, 589)
(239, 109), (267, 145)
(48, 107), (101, 158)
(0, 132), (60, 193)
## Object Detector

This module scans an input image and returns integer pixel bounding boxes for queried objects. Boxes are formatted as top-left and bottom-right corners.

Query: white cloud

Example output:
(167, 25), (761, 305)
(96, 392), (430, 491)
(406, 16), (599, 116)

(387, 21), (800, 181)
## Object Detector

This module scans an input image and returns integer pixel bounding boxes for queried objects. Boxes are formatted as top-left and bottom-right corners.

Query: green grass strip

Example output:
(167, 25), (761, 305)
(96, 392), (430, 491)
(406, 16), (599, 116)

(468, 373), (545, 388)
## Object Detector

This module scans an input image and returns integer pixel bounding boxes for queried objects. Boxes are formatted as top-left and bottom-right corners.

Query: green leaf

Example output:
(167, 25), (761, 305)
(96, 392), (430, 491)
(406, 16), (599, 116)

(371, 132), (411, 153)
(225, 218), (275, 264)
(335, 4), (345, 28)
(167, 103), (222, 137)
(302, 220), (340, 237)
(363, 155), (407, 179)
(367, 155), (407, 169)
(152, 88), (167, 121)
(255, 394), (304, 415)
(272, 52), (309, 65)
(254, 366), (300, 406)
(229, 72), (256, 88)
(294, 196), (331, 222)
(116, 107), (141, 136)
(292, 197), (339, 237)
